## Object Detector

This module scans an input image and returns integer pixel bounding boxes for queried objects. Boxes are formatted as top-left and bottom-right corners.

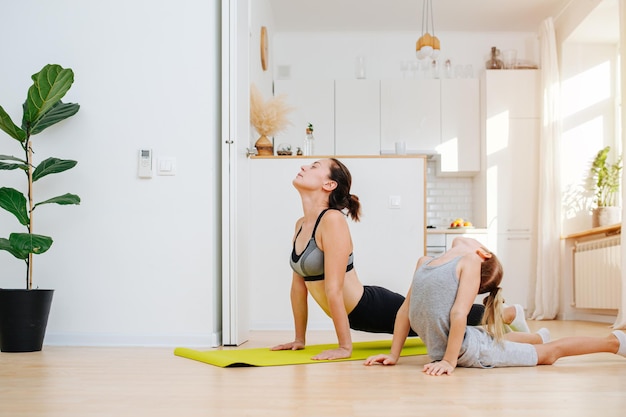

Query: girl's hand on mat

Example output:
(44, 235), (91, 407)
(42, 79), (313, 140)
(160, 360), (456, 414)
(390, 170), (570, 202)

(363, 354), (398, 366)
(270, 341), (305, 351)
(312, 347), (352, 360)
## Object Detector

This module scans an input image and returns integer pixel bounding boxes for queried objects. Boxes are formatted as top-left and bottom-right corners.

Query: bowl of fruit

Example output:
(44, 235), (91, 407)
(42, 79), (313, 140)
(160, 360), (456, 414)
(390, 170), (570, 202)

(449, 218), (474, 229)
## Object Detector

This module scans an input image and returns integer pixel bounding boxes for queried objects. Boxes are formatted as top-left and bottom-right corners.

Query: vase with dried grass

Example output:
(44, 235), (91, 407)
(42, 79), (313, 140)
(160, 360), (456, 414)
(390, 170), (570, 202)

(250, 84), (292, 156)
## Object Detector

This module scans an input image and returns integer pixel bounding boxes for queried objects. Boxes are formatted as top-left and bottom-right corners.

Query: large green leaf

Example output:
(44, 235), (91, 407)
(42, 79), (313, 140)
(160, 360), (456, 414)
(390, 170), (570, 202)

(29, 101), (80, 135)
(0, 105), (27, 142)
(0, 154), (27, 163)
(32, 157), (77, 181)
(0, 154), (28, 171)
(35, 193), (81, 208)
(0, 187), (29, 225)
(0, 237), (29, 259)
(9, 233), (53, 255)
(23, 64), (75, 131)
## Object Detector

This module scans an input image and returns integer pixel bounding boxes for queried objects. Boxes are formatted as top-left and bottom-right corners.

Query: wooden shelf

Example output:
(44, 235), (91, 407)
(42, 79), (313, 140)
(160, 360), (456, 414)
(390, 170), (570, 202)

(562, 223), (621, 240)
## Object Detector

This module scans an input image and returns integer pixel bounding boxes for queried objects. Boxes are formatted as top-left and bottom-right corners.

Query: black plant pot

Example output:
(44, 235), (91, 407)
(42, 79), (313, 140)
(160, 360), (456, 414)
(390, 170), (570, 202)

(0, 289), (54, 352)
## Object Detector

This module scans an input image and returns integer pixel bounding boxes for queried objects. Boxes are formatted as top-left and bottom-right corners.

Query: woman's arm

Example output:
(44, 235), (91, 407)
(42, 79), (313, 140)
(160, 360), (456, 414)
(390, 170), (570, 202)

(271, 272), (309, 351)
(290, 272), (309, 345)
(272, 219), (309, 352)
(423, 254), (480, 375)
(314, 210), (353, 360)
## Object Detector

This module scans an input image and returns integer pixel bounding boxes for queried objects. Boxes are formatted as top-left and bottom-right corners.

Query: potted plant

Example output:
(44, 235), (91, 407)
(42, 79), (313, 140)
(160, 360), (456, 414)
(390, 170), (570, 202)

(249, 83), (292, 156)
(590, 145), (622, 227)
(0, 64), (80, 352)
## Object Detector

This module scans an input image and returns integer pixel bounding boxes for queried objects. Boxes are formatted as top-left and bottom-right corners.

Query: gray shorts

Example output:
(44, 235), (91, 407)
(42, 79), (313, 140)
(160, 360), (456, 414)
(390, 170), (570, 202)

(457, 327), (538, 368)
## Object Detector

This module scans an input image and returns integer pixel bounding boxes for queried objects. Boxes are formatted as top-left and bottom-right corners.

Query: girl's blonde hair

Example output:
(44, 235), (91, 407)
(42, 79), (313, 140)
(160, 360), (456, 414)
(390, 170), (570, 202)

(477, 252), (506, 341)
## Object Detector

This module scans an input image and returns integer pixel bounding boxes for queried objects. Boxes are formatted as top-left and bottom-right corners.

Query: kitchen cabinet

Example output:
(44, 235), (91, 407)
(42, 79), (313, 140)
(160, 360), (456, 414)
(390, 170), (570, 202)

(274, 78), (480, 164)
(335, 79), (380, 155)
(488, 118), (540, 232)
(445, 230), (489, 249)
(439, 78), (480, 174)
(476, 69), (539, 309)
(483, 70), (540, 118)
(380, 79), (440, 153)
(381, 78), (480, 174)
(273, 80), (335, 155)
(493, 233), (536, 308)
(426, 229), (489, 257)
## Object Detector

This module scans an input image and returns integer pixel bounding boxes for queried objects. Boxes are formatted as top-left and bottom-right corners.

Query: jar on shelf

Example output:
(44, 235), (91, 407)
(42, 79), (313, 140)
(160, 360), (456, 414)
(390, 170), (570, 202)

(485, 46), (503, 70)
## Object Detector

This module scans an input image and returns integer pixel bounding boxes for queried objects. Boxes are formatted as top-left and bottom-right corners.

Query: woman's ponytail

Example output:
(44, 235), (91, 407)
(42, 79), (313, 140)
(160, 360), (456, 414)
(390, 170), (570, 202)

(328, 158), (361, 222)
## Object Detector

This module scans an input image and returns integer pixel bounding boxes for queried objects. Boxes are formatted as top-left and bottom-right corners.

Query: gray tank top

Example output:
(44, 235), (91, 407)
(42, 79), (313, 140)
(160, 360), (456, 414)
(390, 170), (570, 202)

(289, 208), (354, 281)
(409, 256), (467, 360)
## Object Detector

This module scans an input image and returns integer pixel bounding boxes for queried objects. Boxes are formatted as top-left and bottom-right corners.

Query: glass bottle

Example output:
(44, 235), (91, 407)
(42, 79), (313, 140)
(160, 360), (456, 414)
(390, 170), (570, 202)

(304, 124), (315, 156)
(486, 46), (503, 70)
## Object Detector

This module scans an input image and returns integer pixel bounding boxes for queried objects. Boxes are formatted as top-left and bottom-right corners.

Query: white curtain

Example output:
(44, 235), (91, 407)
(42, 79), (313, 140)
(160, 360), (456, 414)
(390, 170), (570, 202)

(613, 0), (626, 330)
(532, 17), (562, 320)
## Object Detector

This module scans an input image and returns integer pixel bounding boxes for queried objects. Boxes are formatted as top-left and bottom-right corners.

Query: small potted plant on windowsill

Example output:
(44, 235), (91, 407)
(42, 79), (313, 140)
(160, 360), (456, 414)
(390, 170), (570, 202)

(0, 64), (80, 352)
(590, 146), (622, 227)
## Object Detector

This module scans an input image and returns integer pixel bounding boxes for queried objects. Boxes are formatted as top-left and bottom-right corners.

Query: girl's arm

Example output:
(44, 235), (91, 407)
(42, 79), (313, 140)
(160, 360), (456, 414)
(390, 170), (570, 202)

(314, 211), (353, 360)
(423, 254), (480, 376)
(364, 256), (429, 366)
(363, 293), (411, 366)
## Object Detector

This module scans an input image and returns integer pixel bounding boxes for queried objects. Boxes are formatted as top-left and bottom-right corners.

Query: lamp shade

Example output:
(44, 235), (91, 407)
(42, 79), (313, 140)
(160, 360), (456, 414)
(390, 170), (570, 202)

(416, 0), (440, 59)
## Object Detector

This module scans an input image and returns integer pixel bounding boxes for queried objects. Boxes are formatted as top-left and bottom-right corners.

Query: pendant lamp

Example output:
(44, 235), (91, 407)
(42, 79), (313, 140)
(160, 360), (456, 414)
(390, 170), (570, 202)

(416, 0), (440, 59)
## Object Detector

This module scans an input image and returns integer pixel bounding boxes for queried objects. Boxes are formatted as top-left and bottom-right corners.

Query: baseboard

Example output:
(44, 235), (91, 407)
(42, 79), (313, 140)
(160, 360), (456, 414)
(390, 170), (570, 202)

(558, 309), (618, 324)
(44, 332), (218, 348)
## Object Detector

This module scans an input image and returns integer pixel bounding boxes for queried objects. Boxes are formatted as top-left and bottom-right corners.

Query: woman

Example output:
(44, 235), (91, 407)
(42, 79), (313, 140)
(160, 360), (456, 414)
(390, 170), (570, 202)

(272, 158), (526, 360)
(364, 237), (626, 374)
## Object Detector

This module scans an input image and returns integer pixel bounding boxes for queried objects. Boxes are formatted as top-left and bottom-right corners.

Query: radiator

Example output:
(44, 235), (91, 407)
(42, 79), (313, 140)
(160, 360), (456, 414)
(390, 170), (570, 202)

(573, 236), (621, 309)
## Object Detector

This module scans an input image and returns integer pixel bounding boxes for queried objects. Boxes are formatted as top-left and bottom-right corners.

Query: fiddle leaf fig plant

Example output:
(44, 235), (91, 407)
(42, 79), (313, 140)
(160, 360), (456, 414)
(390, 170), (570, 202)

(0, 64), (80, 289)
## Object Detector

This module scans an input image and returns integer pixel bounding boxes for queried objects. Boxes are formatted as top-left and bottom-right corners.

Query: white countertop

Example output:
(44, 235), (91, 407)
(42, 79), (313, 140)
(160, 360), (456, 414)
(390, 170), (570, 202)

(426, 228), (488, 234)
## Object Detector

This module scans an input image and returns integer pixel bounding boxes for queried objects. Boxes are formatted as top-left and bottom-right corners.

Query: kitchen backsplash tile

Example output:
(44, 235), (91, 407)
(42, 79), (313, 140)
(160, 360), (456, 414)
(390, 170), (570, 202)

(426, 160), (474, 227)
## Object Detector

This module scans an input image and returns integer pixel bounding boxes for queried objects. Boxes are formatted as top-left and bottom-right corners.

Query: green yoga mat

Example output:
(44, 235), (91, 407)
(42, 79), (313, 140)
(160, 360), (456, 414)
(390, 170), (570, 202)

(174, 338), (427, 367)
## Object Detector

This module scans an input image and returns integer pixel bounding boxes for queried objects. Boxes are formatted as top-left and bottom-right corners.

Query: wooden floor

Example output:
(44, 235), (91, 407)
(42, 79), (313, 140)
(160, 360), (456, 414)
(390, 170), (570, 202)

(1, 320), (625, 417)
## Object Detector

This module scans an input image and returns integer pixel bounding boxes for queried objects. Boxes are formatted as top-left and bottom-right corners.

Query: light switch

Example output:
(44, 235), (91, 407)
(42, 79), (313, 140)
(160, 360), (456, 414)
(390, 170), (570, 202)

(389, 195), (401, 208)
(157, 157), (177, 176)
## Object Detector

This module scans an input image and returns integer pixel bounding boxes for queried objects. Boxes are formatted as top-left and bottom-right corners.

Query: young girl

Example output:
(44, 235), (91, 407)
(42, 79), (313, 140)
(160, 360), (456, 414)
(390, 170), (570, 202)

(272, 158), (528, 361)
(364, 236), (626, 374)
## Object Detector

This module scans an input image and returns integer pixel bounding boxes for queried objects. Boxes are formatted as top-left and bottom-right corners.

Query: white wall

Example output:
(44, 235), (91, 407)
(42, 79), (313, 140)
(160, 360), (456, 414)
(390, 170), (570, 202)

(0, 0), (220, 347)
(560, 42), (619, 235)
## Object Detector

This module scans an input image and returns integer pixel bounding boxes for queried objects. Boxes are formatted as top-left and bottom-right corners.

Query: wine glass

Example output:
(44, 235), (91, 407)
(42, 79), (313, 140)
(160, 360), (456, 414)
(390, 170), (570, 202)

(400, 61), (409, 79)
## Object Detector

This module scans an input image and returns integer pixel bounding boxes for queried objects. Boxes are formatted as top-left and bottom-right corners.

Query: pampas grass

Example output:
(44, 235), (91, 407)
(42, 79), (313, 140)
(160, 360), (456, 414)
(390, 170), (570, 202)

(250, 84), (293, 137)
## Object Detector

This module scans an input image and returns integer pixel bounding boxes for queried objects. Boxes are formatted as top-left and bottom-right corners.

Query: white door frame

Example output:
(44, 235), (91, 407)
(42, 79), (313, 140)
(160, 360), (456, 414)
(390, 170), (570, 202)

(221, 0), (250, 346)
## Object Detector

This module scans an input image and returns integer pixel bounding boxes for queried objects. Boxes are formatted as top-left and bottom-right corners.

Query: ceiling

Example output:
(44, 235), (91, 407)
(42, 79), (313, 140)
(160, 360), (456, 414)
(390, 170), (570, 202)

(267, 0), (619, 42)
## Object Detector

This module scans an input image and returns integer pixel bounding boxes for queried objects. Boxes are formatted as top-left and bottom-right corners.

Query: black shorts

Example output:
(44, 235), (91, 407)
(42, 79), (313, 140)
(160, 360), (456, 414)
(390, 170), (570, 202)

(348, 285), (417, 336)
(347, 285), (485, 337)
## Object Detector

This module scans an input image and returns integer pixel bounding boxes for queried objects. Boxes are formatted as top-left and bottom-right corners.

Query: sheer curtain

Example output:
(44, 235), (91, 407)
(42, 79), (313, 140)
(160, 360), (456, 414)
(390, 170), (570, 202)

(613, 0), (626, 330)
(532, 17), (562, 320)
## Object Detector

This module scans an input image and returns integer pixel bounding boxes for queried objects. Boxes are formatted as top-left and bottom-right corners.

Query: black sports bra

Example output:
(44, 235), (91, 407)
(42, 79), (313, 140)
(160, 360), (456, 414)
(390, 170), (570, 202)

(289, 208), (354, 281)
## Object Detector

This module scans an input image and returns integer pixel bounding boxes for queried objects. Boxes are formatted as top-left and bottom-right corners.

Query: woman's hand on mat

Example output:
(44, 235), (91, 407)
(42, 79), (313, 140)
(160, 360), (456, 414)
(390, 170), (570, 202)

(363, 354), (398, 366)
(270, 340), (305, 351)
(312, 347), (352, 360)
